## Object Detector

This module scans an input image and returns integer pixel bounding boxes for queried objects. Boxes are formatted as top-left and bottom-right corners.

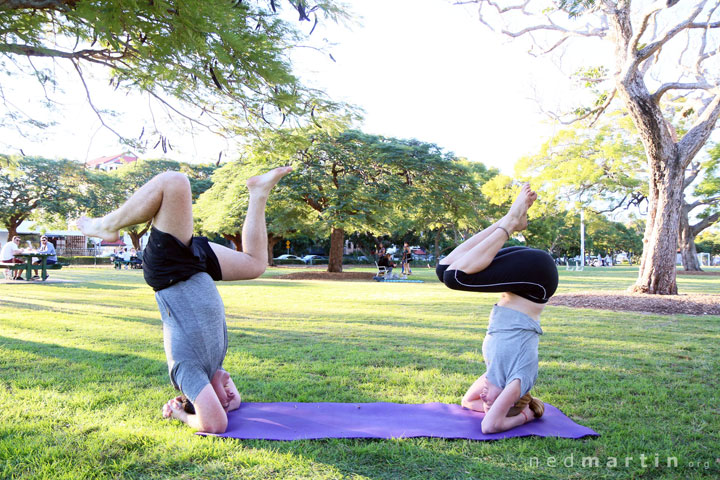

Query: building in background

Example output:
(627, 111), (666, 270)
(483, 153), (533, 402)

(1, 222), (90, 256)
(85, 152), (139, 171)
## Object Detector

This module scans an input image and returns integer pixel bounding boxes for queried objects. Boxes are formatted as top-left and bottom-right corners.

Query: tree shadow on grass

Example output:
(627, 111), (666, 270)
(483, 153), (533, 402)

(0, 335), (167, 388)
(0, 298), (161, 327)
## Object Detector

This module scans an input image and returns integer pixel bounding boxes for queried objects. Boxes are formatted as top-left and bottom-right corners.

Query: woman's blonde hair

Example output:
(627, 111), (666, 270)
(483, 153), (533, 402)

(507, 393), (544, 418)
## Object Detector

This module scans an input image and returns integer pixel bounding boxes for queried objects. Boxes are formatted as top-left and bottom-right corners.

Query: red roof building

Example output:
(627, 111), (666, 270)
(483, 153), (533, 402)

(86, 152), (139, 171)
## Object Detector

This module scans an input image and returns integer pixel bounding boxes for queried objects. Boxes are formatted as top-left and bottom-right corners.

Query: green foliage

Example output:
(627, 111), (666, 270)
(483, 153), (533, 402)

(693, 143), (720, 221)
(696, 228), (720, 255)
(514, 116), (646, 212)
(0, 0), (350, 144)
(194, 159), (320, 246)
(0, 154), (87, 235)
(556, 0), (597, 17)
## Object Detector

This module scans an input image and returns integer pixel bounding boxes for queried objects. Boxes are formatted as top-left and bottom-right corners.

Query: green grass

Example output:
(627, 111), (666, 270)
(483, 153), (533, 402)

(1, 266), (719, 479)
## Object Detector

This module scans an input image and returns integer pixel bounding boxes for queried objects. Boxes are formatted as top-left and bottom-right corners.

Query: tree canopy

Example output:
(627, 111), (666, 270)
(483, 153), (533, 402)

(0, 0), (349, 150)
(0, 154), (86, 238)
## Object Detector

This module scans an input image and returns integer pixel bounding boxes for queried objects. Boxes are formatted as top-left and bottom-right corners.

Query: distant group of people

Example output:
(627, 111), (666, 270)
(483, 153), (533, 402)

(375, 242), (413, 276)
(1, 235), (58, 280)
(111, 247), (143, 269)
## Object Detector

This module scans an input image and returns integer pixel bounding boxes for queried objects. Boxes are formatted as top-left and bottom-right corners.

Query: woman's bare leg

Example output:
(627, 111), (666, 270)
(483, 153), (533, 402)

(444, 184), (537, 274)
(77, 171), (193, 246)
(209, 166), (292, 281)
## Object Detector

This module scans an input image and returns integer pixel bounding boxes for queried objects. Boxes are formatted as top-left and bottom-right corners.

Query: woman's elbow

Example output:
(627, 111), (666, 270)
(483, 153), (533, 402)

(481, 419), (500, 434)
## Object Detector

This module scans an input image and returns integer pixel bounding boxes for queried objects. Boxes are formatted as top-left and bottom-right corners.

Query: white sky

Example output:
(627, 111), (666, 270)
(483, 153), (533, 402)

(2, 0), (587, 173)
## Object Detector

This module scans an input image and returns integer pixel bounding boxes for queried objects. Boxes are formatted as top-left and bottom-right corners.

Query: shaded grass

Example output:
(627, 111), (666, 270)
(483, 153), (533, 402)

(1, 266), (719, 479)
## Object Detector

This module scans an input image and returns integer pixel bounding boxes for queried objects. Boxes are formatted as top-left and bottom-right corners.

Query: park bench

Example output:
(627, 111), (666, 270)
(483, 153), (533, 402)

(2, 261), (66, 280)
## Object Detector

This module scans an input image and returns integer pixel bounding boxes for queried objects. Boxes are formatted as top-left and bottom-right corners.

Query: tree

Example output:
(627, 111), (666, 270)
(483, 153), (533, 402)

(679, 142), (720, 270)
(0, 155), (85, 238)
(0, 0), (349, 150)
(480, 172), (576, 253)
(515, 116), (647, 213)
(464, 1), (720, 294)
(194, 159), (319, 264)
(408, 159), (496, 262)
(516, 117), (719, 271)
(251, 127), (468, 272)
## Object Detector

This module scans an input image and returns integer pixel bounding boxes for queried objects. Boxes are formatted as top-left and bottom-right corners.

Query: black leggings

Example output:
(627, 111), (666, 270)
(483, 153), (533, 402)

(436, 247), (558, 304)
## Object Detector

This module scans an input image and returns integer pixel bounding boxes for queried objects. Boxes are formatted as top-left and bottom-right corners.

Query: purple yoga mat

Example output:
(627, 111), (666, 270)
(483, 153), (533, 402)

(201, 402), (599, 441)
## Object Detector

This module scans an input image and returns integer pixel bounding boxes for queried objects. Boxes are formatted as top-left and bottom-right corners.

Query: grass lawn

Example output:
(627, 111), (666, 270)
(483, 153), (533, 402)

(1, 265), (719, 479)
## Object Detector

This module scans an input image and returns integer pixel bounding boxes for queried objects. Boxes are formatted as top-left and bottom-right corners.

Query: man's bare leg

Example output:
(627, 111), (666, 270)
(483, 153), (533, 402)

(77, 172), (194, 246)
(446, 184), (537, 274)
(161, 384), (229, 433)
(209, 166), (292, 281)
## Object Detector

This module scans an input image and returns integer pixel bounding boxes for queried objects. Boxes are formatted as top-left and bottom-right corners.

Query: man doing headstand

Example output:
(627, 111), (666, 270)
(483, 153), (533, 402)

(78, 166), (292, 433)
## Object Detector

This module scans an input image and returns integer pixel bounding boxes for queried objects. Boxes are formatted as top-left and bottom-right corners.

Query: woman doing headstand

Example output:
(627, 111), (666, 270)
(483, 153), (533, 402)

(436, 184), (558, 434)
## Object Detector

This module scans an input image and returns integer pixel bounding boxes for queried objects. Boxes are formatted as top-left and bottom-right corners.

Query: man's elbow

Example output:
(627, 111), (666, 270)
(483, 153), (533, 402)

(200, 418), (228, 434)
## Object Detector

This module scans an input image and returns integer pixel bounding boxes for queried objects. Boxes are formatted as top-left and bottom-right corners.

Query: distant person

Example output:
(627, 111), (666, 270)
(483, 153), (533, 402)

(78, 166), (292, 433)
(1, 236), (24, 280)
(401, 242), (412, 275)
(436, 184), (557, 434)
(376, 244), (386, 259)
(32, 235), (58, 279)
(378, 253), (396, 275)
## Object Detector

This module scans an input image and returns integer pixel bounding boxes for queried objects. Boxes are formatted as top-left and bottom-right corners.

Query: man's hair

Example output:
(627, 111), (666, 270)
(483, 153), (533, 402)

(180, 394), (195, 414)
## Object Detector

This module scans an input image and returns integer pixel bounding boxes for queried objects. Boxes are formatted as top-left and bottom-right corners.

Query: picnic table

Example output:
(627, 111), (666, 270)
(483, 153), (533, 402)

(11, 253), (54, 281)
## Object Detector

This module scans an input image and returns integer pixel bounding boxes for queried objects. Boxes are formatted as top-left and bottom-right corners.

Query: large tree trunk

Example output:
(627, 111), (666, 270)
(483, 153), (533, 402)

(5, 213), (25, 240)
(267, 233), (280, 266)
(631, 161), (683, 294)
(6, 221), (20, 241)
(222, 232), (243, 251)
(610, 10), (686, 295)
(328, 227), (344, 272)
(678, 206), (702, 271)
(434, 230), (441, 267)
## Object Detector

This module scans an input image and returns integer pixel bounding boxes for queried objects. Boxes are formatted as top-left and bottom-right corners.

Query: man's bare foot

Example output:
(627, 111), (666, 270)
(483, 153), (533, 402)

(501, 183), (537, 233)
(162, 396), (187, 422)
(76, 216), (120, 243)
(246, 166), (293, 196)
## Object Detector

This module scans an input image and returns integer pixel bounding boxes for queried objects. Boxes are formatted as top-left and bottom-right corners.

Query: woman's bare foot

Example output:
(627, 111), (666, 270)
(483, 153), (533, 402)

(501, 183), (537, 233)
(246, 166), (293, 197)
(76, 216), (120, 243)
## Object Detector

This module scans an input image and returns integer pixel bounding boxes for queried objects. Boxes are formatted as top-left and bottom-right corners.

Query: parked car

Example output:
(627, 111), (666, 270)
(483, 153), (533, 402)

(302, 254), (329, 265)
(274, 254), (304, 261)
(343, 255), (370, 264)
(273, 254), (305, 265)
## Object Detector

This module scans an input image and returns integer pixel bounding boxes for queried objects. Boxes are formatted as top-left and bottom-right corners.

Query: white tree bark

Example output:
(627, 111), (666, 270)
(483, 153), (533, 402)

(464, 0), (720, 294)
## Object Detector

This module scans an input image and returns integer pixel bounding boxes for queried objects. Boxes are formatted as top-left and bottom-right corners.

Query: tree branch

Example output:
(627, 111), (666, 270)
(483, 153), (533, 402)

(652, 81), (713, 103)
(0, 43), (131, 69)
(629, 1), (665, 56)
(683, 162), (701, 189)
(72, 59), (125, 140)
(691, 211), (720, 236)
(678, 93), (720, 168)
(0, 0), (76, 10)
(636, 3), (706, 64)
